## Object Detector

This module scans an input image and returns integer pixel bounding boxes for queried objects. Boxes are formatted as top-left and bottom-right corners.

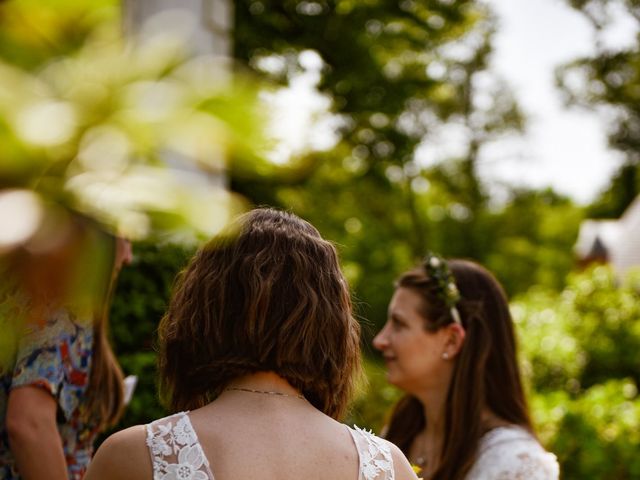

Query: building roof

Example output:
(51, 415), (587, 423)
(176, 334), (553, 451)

(611, 195), (640, 277)
(575, 220), (620, 258)
(576, 195), (640, 278)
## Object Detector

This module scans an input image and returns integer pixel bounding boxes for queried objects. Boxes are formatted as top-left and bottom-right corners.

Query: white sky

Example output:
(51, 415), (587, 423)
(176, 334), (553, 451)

(481, 0), (638, 204)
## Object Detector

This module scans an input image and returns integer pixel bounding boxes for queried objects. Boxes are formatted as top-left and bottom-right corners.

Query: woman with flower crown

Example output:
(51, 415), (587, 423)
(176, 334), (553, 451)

(85, 208), (418, 480)
(373, 255), (559, 480)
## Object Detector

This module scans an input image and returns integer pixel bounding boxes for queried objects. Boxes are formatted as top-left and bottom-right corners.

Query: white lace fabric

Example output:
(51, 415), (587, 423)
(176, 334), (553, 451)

(144, 413), (395, 480)
(465, 425), (559, 480)
(146, 412), (214, 480)
(349, 425), (395, 480)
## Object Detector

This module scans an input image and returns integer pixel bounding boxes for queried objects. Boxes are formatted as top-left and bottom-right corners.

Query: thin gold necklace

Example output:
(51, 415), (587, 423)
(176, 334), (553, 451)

(224, 387), (306, 400)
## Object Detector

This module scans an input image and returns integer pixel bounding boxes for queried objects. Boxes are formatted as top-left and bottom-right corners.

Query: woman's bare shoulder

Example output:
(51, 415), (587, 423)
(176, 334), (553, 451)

(85, 425), (151, 480)
(387, 440), (420, 480)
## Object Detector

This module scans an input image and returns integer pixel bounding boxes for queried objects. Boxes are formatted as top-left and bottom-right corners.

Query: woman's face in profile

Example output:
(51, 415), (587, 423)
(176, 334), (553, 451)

(373, 287), (451, 393)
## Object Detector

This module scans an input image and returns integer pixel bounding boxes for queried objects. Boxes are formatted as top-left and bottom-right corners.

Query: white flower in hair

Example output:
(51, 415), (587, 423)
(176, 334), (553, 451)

(423, 252), (462, 324)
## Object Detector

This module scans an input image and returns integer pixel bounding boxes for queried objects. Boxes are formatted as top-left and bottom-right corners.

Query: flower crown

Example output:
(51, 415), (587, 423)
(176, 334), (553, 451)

(422, 253), (462, 324)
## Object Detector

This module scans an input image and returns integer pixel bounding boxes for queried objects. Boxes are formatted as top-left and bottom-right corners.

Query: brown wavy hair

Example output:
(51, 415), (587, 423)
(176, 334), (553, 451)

(158, 208), (361, 419)
(384, 259), (533, 480)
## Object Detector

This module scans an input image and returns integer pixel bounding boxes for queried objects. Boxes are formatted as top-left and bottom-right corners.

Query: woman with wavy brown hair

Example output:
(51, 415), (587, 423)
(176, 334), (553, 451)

(373, 255), (559, 480)
(86, 208), (417, 480)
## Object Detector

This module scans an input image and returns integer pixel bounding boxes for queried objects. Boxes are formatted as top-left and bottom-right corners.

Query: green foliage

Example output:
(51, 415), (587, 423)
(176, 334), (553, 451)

(107, 241), (194, 432)
(231, 1), (575, 332)
(486, 188), (584, 295)
(557, 1), (640, 211)
(532, 380), (640, 479)
(587, 163), (640, 218)
(346, 357), (403, 433)
(0, 0), (119, 70)
(514, 266), (640, 392)
(513, 266), (640, 477)
(0, 7), (263, 242)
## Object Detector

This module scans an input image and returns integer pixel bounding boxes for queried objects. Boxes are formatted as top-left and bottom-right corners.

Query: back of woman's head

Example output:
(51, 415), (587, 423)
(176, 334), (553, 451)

(387, 258), (532, 480)
(158, 208), (361, 419)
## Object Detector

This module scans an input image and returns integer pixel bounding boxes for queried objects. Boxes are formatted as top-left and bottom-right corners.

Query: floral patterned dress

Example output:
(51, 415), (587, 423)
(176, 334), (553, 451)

(145, 412), (395, 480)
(0, 304), (96, 480)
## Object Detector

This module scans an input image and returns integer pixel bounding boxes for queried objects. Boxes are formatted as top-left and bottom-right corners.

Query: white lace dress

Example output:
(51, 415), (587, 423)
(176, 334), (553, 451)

(465, 425), (559, 480)
(145, 412), (395, 480)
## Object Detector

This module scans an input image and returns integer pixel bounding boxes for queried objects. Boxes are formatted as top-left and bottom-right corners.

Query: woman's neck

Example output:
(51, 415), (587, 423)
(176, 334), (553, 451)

(415, 387), (448, 437)
(408, 388), (448, 479)
(419, 397), (509, 435)
(225, 371), (303, 396)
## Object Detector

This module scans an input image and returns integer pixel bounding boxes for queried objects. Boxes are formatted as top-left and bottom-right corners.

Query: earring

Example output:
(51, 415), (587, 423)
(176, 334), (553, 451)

(442, 352), (449, 360)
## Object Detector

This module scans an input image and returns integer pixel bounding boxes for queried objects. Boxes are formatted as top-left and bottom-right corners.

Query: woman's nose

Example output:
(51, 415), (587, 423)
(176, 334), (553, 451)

(372, 327), (388, 351)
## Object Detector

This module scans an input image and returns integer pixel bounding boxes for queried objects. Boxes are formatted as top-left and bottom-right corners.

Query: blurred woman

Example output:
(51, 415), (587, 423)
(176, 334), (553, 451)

(1, 215), (130, 479)
(373, 254), (558, 480)
(85, 208), (417, 480)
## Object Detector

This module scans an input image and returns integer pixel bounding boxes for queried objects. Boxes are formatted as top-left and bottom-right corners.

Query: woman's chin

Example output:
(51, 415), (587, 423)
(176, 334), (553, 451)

(385, 372), (421, 394)
(384, 370), (403, 389)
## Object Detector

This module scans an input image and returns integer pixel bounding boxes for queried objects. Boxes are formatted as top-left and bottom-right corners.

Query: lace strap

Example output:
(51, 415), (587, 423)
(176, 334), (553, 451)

(145, 412), (214, 480)
(349, 425), (395, 480)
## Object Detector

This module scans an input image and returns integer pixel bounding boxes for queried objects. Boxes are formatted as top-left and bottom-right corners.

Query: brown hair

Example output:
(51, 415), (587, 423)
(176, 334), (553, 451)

(384, 259), (533, 480)
(84, 231), (125, 430)
(158, 208), (361, 419)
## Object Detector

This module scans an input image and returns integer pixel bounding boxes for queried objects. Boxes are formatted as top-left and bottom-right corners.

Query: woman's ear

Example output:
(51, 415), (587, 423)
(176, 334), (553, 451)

(444, 323), (466, 358)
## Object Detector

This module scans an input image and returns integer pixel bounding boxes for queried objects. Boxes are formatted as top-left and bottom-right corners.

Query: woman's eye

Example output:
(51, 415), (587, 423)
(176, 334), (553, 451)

(391, 318), (405, 330)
